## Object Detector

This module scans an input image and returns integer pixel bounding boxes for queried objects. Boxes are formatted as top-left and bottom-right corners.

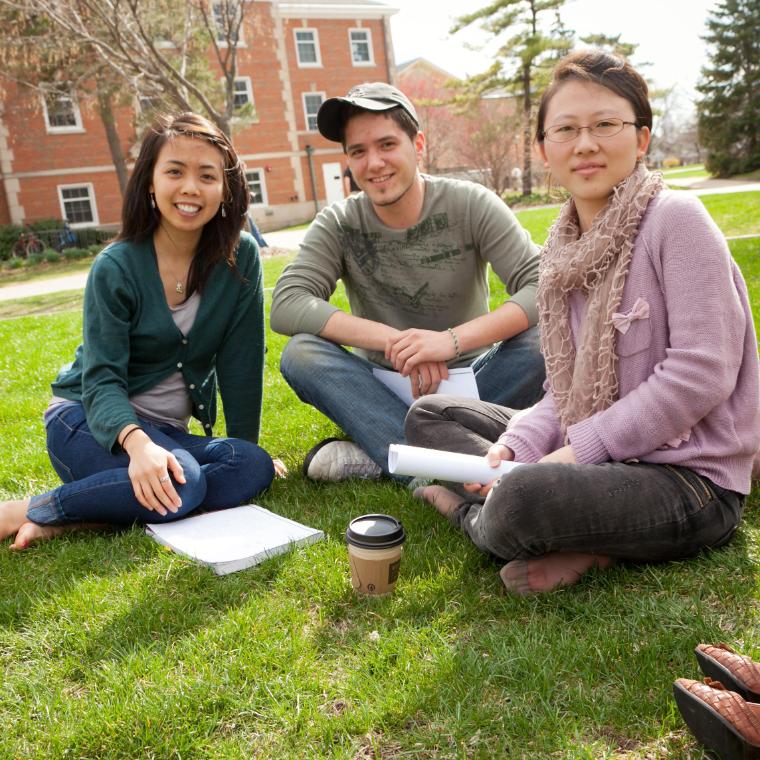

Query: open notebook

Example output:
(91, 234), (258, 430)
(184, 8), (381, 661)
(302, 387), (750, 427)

(146, 505), (324, 575)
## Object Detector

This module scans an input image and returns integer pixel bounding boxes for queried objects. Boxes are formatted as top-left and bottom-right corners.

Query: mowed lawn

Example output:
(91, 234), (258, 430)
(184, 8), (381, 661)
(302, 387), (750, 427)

(0, 192), (758, 759)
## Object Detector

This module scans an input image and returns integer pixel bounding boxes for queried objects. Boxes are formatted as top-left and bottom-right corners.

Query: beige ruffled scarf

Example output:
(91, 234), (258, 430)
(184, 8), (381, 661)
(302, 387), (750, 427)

(538, 164), (665, 435)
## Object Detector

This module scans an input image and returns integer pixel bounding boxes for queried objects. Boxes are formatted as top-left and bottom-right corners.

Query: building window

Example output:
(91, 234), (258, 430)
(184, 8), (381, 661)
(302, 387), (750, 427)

(349, 28), (374, 66)
(232, 77), (253, 110)
(42, 92), (83, 133)
(212, 2), (244, 45)
(294, 29), (321, 67)
(302, 92), (325, 132)
(58, 184), (98, 227)
(138, 95), (162, 115)
(246, 169), (268, 206)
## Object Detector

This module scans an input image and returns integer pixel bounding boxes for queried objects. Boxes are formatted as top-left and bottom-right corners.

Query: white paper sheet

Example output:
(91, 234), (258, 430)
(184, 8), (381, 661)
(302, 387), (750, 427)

(388, 444), (521, 483)
(146, 505), (323, 575)
(372, 366), (480, 407)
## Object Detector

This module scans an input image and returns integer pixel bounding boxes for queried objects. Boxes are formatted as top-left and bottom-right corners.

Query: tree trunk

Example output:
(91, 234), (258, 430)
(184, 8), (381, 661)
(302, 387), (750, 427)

(96, 89), (128, 198)
(521, 62), (532, 195)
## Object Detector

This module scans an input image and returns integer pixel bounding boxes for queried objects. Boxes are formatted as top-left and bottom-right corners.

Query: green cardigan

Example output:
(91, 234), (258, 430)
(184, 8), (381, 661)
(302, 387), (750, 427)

(52, 233), (265, 452)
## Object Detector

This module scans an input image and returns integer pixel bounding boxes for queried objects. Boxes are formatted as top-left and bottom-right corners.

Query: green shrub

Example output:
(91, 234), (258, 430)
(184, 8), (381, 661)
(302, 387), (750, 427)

(88, 243), (103, 256)
(26, 252), (43, 266)
(6, 257), (23, 269)
(0, 224), (24, 261)
(62, 247), (90, 260)
(42, 249), (61, 263)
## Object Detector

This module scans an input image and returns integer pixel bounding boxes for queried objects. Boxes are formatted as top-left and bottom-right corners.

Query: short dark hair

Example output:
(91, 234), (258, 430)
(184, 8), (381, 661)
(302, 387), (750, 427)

(339, 104), (419, 151)
(118, 112), (249, 294)
(536, 49), (652, 143)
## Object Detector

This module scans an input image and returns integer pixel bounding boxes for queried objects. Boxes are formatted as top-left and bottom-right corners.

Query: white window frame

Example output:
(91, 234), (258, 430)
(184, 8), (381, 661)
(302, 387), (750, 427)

(212, 2), (245, 46)
(231, 76), (254, 111)
(302, 91), (325, 132)
(42, 92), (84, 134)
(349, 28), (374, 66)
(294, 28), (321, 67)
(57, 183), (99, 228)
(246, 168), (268, 207)
(137, 95), (162, 115)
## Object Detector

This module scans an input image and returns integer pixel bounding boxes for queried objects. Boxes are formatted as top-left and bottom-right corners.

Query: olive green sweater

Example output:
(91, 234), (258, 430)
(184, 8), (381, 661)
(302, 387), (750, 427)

(52, 233), (265, 452)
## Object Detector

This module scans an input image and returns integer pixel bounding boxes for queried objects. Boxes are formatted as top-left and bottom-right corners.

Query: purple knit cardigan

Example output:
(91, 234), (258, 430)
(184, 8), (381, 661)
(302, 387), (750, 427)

(501, 190), (760, 495)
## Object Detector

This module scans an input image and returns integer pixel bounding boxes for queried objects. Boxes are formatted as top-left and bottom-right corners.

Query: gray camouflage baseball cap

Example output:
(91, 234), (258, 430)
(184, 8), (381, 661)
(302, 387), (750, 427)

(317, 82), (419, 142)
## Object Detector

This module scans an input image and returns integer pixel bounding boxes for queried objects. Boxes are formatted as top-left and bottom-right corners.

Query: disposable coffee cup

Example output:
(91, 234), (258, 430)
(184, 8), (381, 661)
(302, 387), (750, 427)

(345, 514), (405, 595)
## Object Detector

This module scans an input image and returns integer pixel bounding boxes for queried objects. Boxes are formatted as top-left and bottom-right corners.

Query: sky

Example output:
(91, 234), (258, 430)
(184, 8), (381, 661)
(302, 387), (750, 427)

(389, 0), (720, 108)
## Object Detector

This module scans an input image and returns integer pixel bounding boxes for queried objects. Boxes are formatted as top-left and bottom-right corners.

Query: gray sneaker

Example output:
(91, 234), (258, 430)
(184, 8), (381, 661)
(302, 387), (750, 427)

(303, 438), (382, 482)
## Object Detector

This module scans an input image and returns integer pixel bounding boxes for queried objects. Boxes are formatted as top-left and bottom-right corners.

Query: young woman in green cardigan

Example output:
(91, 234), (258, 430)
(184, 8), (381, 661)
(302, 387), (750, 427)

(1, 113), (276, 549)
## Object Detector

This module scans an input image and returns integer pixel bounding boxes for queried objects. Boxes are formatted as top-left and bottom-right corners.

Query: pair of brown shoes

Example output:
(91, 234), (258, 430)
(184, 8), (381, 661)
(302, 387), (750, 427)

(674, 643), (760, 759)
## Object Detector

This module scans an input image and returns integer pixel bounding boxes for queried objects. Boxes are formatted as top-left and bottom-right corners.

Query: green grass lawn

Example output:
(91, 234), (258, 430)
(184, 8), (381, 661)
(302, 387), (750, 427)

(1, 194), (759, 758)
(661, 164), (710, 182)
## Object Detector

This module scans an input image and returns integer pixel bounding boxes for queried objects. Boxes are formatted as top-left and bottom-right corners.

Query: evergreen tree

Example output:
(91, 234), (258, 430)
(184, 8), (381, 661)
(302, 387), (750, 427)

(697, 0), (760, 176)
(451, 0), (571, 196)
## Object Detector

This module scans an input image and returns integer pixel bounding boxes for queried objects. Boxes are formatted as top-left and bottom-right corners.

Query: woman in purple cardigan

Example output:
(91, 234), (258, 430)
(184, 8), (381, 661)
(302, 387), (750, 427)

(405, 50), (760, 596)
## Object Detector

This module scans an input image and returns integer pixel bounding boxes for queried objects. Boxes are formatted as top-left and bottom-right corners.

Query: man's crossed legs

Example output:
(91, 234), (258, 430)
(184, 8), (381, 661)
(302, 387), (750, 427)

(279, 327), (546, 482)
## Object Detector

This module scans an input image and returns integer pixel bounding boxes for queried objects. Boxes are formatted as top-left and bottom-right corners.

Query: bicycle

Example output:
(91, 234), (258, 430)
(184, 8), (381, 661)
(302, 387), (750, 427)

(11, 228), (45, 259)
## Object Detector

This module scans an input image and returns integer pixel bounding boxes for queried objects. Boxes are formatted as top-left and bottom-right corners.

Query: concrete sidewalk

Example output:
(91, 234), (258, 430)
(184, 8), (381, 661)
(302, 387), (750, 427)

(2, 179), (758, 303)
(0, 227), (307, 303)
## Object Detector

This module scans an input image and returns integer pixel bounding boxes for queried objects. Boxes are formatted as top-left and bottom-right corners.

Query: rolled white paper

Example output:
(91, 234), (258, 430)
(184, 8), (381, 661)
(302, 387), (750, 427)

(388, 444), (521, 483)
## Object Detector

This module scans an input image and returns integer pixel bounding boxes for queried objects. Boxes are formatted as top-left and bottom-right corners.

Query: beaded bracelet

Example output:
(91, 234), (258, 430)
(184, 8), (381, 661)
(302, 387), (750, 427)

(120, 426), (142, 449)
(447, 327), (461, 360)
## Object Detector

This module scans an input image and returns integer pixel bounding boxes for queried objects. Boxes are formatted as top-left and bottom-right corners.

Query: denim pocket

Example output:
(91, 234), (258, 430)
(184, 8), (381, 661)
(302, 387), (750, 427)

(48, 448), (74, 484)
(663, 464), (715, 510)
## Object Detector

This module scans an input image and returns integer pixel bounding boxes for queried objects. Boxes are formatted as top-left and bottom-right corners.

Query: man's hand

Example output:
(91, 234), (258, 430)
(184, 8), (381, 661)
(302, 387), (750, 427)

(538, 444), (576, 465)
(463, 443), (514, 498)
(409, 360), (450, 398)
(385, 328), (456, 375)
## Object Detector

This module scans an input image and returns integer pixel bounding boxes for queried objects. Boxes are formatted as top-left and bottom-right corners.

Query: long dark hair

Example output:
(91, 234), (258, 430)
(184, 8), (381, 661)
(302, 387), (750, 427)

(118, 112), (249, 293)
(536, 50), (653, 143)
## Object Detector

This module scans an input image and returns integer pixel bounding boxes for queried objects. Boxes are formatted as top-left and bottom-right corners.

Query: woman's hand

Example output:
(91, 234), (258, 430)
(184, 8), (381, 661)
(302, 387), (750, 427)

(385, 329), (456, 375)
(538, 444), (577, 465)
(463, 443), (514, 498)
(120, 426), (186, 515)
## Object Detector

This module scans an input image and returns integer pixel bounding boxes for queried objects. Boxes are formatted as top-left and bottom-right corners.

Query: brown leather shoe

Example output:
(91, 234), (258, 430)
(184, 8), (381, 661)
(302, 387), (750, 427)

(674, 678), (760, 759)
(697, 644), (760, 703)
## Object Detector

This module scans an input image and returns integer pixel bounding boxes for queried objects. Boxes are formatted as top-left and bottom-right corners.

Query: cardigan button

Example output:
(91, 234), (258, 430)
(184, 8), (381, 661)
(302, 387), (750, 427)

(204, 423), (211, 429)
(177, 362), (183, 368)
(189, 384), (196, 390)
(198, 404), (205, 410)
(182, 338), (188, 345)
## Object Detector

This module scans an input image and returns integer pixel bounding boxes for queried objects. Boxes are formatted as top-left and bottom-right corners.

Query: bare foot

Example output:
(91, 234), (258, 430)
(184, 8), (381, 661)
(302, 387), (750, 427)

(500, 552), (614, 595)
(0, 499), (31, 541)
(10, 521), (67, 550)
(9, 520), (109, 550)
(412, 485), (464, 518)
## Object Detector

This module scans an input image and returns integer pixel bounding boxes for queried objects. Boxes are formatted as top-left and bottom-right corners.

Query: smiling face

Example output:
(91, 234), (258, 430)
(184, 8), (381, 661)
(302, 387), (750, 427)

(344, 110), (424, 223)
(539, 79), (651, 231)
(149, 135), (226, 241)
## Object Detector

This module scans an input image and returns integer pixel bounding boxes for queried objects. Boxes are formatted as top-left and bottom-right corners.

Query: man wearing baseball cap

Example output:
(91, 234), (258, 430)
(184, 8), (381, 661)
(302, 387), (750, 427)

(270, 82), (544, 482)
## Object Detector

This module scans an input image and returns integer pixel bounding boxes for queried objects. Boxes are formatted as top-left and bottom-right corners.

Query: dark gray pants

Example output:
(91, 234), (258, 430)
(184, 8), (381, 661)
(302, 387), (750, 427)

(404, 396), (744, 563)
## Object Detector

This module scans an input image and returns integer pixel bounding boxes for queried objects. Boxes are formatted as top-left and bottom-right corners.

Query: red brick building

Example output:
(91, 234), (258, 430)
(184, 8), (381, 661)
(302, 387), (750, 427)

(0, 0), (397, 232)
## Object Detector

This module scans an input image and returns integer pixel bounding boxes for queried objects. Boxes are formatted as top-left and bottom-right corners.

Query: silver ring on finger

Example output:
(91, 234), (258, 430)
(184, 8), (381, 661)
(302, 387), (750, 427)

(159, 475), (171, 483)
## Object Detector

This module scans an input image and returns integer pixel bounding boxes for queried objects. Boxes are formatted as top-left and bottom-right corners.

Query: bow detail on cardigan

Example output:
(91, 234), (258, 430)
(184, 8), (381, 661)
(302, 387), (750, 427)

(612, 297), (650, 334)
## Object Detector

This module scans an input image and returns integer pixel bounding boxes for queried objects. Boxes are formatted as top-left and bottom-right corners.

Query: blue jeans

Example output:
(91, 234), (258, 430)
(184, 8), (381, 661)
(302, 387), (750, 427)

(279, 327), (546, 478)
(27, 402), (275, 527)
(404, 395), (744, 563)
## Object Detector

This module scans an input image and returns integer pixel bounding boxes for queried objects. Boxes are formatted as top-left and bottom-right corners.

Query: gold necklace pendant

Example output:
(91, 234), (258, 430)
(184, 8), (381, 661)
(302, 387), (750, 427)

(175, 281), (184, 294)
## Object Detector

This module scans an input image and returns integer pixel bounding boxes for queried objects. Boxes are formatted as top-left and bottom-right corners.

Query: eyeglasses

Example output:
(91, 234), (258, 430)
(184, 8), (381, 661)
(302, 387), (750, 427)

(542, 118), (638, 143)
